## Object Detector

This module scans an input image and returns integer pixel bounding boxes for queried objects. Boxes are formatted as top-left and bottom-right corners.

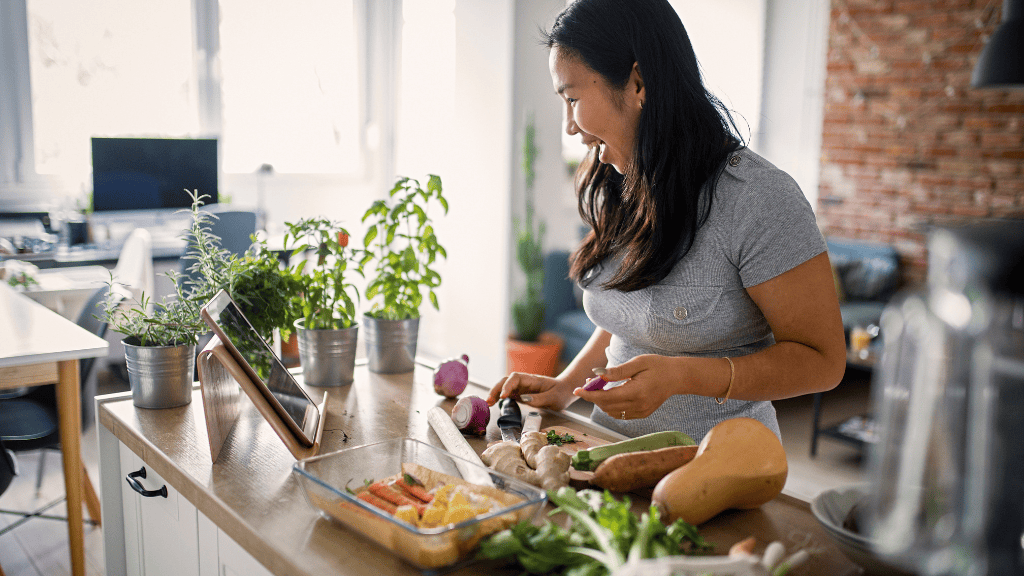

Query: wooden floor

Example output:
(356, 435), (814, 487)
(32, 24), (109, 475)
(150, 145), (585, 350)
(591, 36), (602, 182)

(0, 364), (874, 576)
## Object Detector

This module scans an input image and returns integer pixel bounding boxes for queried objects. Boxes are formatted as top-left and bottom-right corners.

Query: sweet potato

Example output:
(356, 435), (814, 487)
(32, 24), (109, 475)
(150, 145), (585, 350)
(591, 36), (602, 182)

(589, 444), (699, 492)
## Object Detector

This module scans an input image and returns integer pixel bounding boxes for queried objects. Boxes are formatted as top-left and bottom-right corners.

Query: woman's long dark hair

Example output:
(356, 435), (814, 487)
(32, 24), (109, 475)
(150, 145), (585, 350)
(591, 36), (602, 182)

(545, 0), (743, 291)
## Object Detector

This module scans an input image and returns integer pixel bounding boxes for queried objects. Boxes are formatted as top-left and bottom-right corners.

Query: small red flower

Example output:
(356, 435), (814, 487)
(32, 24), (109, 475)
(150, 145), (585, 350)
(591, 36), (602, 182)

(338, 231), (349, 248)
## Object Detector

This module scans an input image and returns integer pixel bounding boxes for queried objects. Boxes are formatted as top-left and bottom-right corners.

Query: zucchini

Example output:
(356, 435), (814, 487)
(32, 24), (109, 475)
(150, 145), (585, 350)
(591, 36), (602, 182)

(571, 430), (696, 472)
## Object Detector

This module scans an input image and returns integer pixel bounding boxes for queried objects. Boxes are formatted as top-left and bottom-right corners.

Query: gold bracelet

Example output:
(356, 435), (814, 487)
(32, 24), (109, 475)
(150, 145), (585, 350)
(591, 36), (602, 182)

(715, 357), (734, 405)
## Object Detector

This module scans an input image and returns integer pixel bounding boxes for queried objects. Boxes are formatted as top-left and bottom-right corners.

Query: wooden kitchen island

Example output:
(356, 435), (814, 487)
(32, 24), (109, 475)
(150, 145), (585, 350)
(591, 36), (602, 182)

(97, 361), (862, 576)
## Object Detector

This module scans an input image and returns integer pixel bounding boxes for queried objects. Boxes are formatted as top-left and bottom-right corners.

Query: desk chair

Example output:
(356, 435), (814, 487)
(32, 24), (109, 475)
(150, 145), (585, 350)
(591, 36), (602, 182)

(112, 227), (155, 306)
(178, 210), (257, 291)
(0, 286), (118, 532)
(0, 437), (18, 575)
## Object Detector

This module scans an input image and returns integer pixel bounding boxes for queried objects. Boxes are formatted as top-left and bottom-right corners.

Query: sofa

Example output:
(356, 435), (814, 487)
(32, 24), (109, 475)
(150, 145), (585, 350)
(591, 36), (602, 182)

(544, 238), (902, 367)
(825, 237), (902, 358)
(542, 250), (596, 364)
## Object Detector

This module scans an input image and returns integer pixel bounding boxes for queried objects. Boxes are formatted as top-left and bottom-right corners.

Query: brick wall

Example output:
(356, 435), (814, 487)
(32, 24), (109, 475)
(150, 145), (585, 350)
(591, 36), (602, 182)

(817, 0), (1024, 285)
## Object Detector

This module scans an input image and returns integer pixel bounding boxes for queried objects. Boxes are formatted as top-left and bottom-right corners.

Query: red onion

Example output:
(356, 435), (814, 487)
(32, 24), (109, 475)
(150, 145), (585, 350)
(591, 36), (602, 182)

(433, 354), (469, 398)
(451, 395), (489, 435)
(582, 376), (609, 391)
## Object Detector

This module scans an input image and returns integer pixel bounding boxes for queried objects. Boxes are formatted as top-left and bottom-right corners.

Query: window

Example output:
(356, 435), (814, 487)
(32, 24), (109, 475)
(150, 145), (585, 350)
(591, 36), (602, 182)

(27, 0), (197, 181)
(2, 0), (386, 208)
(395, 0), (456, 177)
(219, 0), (362, 174)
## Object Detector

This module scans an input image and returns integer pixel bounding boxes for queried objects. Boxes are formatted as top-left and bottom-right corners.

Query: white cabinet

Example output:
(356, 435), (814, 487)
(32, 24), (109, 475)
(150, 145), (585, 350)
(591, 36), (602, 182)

(119, 443), (199, 576)
(105, 436), (271, 576)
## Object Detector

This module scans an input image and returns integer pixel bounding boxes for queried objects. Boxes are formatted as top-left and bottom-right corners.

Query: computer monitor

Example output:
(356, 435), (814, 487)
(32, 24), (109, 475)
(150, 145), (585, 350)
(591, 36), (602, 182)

(91, 137), (218, 212)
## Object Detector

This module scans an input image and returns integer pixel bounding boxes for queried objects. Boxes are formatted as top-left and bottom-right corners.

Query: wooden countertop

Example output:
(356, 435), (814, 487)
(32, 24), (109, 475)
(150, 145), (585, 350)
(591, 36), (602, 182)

(97, 361), (862, 576)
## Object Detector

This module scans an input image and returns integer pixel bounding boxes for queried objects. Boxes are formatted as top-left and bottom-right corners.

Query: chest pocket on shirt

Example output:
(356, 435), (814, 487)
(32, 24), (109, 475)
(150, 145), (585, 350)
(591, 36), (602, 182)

(645, 285), (724, 352)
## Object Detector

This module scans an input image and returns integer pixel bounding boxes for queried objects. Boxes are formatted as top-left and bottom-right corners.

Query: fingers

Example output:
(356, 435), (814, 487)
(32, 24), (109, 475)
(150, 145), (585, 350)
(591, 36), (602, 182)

(572, 382), (629, 404)
(485, 377), (508, 406)
(485, 373), (546, 406)
(573, 378), (657, 420)
(593, 356), (644, 383)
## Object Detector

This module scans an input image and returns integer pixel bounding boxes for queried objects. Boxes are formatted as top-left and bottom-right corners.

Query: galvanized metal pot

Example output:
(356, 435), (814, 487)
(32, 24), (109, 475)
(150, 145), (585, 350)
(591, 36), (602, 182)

(296, 320), (359, 387)
(362, 315), (419, 374)
(123, 338), (196, 409)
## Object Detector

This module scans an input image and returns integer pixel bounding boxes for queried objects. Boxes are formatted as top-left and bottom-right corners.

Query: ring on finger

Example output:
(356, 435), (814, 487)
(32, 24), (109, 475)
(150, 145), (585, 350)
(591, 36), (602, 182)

(620, 411), (627, 420)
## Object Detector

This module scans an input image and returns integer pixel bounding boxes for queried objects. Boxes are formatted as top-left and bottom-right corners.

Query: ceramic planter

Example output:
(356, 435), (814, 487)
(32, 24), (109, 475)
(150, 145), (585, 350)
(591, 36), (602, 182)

(123, 338), (196, 409)
(506, 331), (564, 376)
(362, 315), (419, 374)
(296, 320), (359, 386)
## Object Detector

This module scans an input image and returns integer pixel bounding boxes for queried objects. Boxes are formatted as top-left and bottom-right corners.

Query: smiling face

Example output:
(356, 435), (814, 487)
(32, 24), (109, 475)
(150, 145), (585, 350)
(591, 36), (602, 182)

(549, 46), (644, 175)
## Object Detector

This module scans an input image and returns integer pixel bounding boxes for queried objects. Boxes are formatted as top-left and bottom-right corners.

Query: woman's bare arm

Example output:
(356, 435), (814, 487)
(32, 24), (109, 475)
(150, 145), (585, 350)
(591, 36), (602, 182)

(574, 252), (847, 418)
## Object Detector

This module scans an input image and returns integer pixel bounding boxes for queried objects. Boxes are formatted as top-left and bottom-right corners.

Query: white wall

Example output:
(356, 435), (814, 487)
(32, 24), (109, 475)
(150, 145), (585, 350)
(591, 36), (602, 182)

(670, 0), (766, 146)
(412, 0), (516, 384)
(512, 0), (581, 257)
(754, 0), (831, 208)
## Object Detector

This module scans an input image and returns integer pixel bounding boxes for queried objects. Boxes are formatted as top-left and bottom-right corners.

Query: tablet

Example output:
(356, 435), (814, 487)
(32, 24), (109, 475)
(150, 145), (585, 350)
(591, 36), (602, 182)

(201, 290), (319, 447)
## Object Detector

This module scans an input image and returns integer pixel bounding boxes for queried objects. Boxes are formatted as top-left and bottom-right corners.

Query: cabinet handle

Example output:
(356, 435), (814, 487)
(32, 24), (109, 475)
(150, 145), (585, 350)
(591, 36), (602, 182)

(126, 466), (168, 498)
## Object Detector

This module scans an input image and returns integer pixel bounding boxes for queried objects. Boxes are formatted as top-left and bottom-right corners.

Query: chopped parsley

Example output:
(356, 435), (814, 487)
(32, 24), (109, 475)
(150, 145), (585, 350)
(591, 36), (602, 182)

(546, 430), (577, 446)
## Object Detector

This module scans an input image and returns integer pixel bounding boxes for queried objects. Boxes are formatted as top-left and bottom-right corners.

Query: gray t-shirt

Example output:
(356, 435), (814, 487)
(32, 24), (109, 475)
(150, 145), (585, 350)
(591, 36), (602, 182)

(583, 147), (826, 442)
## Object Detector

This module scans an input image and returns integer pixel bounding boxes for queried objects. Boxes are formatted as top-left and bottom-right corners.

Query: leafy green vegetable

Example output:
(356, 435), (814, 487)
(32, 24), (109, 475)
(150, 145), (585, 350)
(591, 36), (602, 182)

(546, 430), (577, 446)
(479, 487), (712, 575)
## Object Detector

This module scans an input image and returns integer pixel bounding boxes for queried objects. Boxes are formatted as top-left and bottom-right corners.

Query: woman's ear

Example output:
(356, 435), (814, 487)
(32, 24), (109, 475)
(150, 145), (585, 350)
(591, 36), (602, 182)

(631, 62), (646, 107)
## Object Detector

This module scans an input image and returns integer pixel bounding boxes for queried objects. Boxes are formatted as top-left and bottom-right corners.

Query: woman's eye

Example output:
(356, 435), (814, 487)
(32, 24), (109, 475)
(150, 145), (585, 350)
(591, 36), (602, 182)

(567, 98), (577, 106)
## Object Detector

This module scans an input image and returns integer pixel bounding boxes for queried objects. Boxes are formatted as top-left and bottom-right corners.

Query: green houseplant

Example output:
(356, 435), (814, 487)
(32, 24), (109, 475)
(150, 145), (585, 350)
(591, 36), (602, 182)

(178, 191), (303, 344)
(282, 217), (363, 386)
(506, 117), (563, 376)
(99, 273), (206, 409)
(360, 174), (448, 373)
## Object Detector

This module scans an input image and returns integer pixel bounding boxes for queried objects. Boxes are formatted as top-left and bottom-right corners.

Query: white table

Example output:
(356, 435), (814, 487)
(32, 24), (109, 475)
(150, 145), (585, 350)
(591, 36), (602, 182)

(0, 283), (109, 576)
(17, 265), (111, 319)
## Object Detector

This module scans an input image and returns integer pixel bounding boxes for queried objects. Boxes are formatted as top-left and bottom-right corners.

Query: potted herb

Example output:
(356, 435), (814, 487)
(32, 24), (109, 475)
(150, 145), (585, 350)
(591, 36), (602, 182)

(99, 280), (206, 409)
(507, 117), (563, 376)
(360, 174), (448, 373)
(282, 217), (362, 386)
(178, 191), (303, 347)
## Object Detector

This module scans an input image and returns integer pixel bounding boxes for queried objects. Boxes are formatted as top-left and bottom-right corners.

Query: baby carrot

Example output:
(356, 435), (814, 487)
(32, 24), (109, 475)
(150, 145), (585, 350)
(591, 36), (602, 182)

(397, 477), (434, 503)
(368, 481), (426, 515)
(357, 490), (397, 514)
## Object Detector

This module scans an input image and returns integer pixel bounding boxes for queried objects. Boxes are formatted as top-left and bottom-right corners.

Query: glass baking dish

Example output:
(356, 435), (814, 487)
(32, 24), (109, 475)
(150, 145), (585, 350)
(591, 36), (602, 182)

(292, 437), (547, 573)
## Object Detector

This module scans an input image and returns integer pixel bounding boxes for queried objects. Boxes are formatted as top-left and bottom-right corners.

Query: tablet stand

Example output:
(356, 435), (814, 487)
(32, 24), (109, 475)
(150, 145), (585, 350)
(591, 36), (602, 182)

(197, 335), (327, 462)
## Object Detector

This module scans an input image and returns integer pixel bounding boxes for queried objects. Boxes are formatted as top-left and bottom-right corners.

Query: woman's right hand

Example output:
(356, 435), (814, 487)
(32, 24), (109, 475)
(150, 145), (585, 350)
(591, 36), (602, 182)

(486, 372), (577, 411)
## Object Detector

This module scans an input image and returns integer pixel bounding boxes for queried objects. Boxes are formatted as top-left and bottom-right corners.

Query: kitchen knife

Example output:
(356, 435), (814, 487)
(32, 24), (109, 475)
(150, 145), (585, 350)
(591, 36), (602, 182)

(522, 409), (543, 435)
(497, 398), (524, 443)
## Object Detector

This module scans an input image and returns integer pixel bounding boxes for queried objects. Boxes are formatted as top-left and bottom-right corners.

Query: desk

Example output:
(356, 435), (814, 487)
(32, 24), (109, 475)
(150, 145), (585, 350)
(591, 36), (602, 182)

(17, 265), (111, 319)
(97, 361), (861, 576)
(0, 284), (109, 576)
(2, 238), (185, 268)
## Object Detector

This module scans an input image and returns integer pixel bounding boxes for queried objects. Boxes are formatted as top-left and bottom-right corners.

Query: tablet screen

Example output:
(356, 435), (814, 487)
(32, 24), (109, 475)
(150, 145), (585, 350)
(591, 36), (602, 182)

(204, 294), (318, 443)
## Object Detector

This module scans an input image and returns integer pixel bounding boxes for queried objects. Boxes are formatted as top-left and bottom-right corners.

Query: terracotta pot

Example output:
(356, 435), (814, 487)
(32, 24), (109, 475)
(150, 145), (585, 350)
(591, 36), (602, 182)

(506, 332), (564, 376)
(280, 331), (300, 368)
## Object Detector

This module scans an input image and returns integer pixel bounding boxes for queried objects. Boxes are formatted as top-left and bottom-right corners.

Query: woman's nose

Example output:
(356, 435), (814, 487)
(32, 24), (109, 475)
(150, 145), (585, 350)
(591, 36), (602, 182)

(565, 113), (579, 136)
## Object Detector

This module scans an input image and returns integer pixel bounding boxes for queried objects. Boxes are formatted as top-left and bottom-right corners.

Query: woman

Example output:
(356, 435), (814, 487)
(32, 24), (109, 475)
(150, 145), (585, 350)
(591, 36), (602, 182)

(487, 0), (846, 441)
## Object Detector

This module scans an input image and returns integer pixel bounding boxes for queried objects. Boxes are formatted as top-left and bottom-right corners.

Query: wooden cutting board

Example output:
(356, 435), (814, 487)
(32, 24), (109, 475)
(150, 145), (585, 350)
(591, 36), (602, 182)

(541, 425), (611, 483)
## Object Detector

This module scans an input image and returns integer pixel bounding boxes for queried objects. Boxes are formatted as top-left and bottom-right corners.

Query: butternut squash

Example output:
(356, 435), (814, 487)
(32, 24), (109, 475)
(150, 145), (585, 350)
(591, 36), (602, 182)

(651, 417), (787, 525)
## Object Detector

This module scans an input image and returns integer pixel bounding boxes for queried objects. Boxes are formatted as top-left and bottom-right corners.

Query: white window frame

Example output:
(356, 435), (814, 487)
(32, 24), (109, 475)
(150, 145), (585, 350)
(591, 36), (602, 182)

(0, 0), (401, 211)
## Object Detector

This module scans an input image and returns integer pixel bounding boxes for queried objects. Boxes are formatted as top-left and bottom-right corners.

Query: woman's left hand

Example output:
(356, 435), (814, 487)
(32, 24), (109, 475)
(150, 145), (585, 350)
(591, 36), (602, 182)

(572, 354), (683, 420)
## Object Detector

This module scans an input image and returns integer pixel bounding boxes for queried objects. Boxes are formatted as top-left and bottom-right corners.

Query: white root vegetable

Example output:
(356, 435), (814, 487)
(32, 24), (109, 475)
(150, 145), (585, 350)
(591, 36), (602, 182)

(520, 431), (547, 468)
(481, 441), (539, 485)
